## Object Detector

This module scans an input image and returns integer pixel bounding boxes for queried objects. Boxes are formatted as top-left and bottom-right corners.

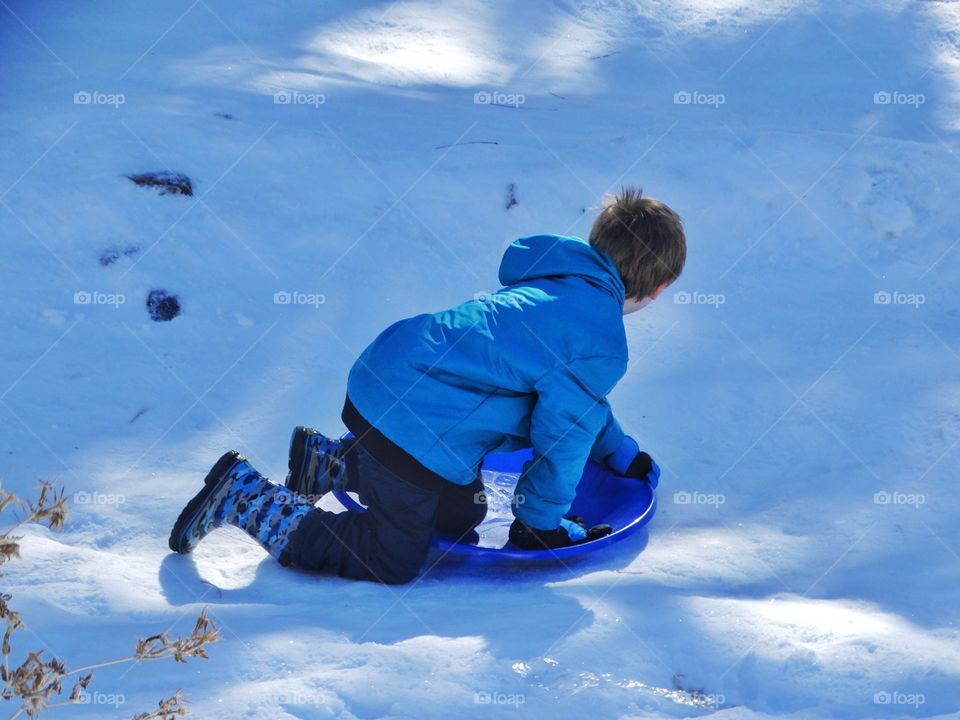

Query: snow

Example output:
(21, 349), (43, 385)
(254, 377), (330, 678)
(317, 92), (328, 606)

(1, 0), (959, 718)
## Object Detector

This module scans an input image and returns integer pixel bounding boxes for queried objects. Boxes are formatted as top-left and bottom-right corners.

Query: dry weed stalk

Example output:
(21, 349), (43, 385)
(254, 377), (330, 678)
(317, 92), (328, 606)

(132, 691), (188, 719)
(0, 481), (218, 719)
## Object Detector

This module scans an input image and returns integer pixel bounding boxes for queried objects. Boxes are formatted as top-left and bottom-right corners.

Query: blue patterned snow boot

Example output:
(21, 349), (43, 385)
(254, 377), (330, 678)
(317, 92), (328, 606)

(169, 451), (312, 562)
(285, 426), (351, 501)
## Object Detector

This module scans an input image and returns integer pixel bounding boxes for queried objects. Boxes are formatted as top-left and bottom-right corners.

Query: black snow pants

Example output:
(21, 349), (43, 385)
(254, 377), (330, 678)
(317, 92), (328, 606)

(283, 438), (487, 584)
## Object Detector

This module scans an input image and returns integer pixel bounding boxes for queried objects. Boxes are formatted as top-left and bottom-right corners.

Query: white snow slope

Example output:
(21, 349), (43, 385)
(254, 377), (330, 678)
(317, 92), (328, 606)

(1, 1), (959, 718)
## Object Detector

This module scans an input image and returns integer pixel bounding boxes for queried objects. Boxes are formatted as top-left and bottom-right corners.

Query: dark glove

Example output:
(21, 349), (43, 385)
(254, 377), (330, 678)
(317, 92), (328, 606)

(606, 436), (661, 488)
(509, 516), (612, 550)
(624, 452), (660, 488)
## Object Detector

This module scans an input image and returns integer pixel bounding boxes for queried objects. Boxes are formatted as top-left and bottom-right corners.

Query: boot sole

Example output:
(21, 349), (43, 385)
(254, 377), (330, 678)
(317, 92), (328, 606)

(285, 426), (314, 496)
(168, 450), (245, 553)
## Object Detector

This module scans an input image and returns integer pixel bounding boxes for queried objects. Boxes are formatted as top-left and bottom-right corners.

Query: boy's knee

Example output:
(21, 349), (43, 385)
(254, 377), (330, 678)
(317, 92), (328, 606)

(369, 541), (430, 584)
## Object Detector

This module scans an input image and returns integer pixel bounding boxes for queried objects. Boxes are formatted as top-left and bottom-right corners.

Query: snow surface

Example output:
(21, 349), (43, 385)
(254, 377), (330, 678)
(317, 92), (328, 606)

(1, 0), (959, 718)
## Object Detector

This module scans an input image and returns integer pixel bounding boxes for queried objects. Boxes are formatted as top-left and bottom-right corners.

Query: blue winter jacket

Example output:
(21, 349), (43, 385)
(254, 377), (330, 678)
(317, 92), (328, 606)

(346, 234), (629, 530)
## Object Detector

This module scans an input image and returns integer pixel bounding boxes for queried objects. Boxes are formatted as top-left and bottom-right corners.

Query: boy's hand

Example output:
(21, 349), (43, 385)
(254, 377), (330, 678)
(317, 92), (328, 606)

(606, 436), (661, 488)
(509, 516), (612, 550)
(625, 452), (660, 488)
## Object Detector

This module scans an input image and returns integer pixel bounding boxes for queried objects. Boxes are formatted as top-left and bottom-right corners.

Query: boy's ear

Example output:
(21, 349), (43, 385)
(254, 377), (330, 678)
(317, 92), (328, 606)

(648, 282), (670, 300)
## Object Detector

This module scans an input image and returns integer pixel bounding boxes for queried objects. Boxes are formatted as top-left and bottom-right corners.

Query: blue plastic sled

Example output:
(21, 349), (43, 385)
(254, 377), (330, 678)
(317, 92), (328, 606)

(332, 447), (657, 561)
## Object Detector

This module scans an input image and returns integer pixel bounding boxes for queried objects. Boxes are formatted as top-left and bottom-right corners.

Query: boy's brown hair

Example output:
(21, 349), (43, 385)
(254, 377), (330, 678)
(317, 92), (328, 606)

(588, 187), (686, 300)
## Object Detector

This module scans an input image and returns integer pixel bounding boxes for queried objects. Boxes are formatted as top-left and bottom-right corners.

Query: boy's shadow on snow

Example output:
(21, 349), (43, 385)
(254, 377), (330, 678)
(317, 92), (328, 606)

(158, 552), (275, 606)
(157, 529), (649, 659)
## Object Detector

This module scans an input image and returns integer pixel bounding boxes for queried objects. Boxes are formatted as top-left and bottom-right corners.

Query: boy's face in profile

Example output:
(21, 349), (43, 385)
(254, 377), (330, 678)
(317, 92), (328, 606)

(623, 282), (669, 316)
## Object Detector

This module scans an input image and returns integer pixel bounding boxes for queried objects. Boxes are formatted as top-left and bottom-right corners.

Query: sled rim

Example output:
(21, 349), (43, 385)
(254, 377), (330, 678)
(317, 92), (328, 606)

(331, 446), (657, 561)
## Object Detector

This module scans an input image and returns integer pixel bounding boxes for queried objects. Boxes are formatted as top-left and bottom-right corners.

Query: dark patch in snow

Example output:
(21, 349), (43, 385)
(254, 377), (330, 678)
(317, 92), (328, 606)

(506, 183), (518, 210)
(128, 171), (193, 196)
(99, 245), (140, 267)
(589, 51), (621, 60)
(129, 407), (150, 424)
(214, 112), (235, 120)
(146, 290), (181, 322)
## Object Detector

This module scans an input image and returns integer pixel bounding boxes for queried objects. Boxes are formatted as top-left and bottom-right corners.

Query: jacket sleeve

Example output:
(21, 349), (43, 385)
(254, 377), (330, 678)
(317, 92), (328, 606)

(588, 401), (624, 463)
(513, 357), (622, 530)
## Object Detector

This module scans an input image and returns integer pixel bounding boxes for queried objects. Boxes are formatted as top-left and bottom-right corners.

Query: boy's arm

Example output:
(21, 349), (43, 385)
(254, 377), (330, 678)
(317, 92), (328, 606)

(513, 357), (622, 531)
(587, 398), (661, 487)
(588, 400), (624, 463)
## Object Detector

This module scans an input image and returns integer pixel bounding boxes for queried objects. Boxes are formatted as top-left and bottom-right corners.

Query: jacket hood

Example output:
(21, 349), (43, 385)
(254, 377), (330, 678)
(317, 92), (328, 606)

(498, 234), (625, 307)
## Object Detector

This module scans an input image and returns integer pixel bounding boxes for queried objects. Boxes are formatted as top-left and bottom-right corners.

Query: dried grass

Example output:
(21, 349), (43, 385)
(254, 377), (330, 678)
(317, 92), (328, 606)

(0, 481), (218, 719)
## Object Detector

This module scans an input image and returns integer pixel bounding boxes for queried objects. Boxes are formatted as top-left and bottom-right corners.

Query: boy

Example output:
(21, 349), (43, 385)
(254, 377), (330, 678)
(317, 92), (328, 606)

(169, 187), (686, 584)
